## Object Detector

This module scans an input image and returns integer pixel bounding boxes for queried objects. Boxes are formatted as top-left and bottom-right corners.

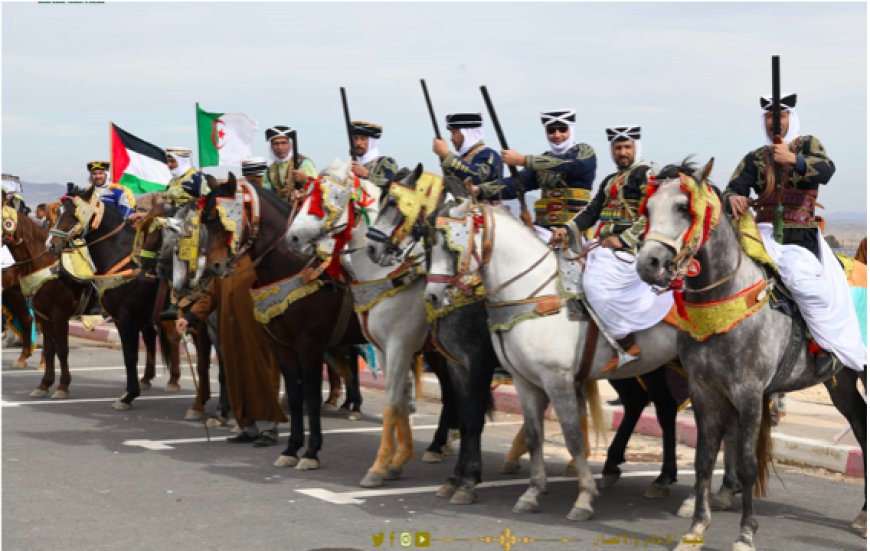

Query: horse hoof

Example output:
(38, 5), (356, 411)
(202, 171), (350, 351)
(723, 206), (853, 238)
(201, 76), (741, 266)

(12, 359), (27, 369)
(139, 380), (152, 391)
(598, 473), (620, 489)
(112, 400), (132, 411)
(206, 416), (228, 428)
(643, 481), (670, 499)
(347, 411), (362, 421)
(30, 388), (49, 398)
(566, 506), (593, 521)
(435, 482), (458, 498)
(274, 455), (298, 468)
(359, 471), (385, 488)
(450, 489), (477, 505)
(674, 537), (705, 551)
(852, 510), (867, 537)
(185, 408), (204, 421)
(385, 467), (402, 480)
(421, 451), (443, 464)
(440, 443), (455, 456)
(164, 383), (181, 393)
(731, 541), (755, 551)
(50, 389), (70, 400)
(322, 402), (339, 412)
(676, 496), (695, 518)
(37, 360), (46, 372)
(563, 462), (578, 477)
(499, 461), (521, 475)
(295, 458), (320, 471)
(512, 498), (538, 514)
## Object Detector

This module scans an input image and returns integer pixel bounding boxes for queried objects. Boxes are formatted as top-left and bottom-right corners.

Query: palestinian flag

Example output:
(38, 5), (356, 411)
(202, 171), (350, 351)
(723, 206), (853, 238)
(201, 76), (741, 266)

(196, 103), (257, 168)
(110, 123), (171, 194)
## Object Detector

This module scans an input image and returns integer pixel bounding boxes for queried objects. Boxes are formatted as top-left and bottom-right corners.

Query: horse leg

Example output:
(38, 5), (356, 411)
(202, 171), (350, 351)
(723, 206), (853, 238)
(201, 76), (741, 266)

(160, 320), (181, 392)
(601, 378), (648, 489)
(275, 353), (303, 467)
(344, 347), (363, 419)
(112, 321), (141, 410)
(50, 318), (72, 400)
(297, 349), (325, 470)
(727, 392), (767, 551)
(511, 375), (549, 515)
(422, 353), (456, 464)
(7, 290), (32, 369)
(323, 360), (341, 411)
(825, 369), (867, 537)
(140, 323), (156, 390)
(31, 316), (56, 397)
(675, 391), (732, 551)
(677, 423), (740, 518)
(549, 381), (597, 521)
(185, 324), (212, 421)
(501, 426), (527, 474)
(360, 347), (401, 488)
(642, 368), (679, 498)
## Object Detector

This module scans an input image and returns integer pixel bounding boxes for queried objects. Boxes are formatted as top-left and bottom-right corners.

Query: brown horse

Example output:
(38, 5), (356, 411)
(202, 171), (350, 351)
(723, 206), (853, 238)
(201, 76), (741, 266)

(201, 174), (366, 469)
(48, 185), (177, 408)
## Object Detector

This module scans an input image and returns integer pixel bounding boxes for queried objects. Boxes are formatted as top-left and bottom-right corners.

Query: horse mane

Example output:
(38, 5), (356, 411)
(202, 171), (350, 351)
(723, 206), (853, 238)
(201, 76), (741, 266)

(656, 157), (699, 180)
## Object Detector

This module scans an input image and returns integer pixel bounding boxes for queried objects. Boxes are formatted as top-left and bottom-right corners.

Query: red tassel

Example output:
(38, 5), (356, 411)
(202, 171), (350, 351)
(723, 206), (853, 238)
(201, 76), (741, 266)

(308, 178), (324, 218)
(808, 341), (822, 356)
(326, 200), (355, 279)
(197, 196), (207, 211)
(674, 289), (689, 320)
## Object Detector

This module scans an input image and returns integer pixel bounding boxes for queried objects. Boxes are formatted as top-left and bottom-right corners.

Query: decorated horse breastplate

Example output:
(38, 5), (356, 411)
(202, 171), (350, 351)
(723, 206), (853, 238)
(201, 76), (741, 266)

(351, 263), (426, 315)
(249, 273), (324, 324)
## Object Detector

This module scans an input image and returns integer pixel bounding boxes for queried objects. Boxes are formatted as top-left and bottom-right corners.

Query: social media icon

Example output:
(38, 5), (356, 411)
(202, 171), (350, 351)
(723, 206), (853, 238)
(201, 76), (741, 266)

(400, 531), (412, 547)
(414, 532), (431, 547)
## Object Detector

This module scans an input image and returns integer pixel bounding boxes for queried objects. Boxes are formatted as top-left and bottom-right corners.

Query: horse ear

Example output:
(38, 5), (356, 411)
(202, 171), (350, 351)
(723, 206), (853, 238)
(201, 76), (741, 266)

(204, 174), (219, 191)
(225, 172), (238, 193)
(699, 157), (715, 182)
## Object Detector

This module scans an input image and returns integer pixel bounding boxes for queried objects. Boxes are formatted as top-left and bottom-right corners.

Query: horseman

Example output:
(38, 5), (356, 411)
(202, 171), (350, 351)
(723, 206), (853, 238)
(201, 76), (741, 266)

(349, 120), (398, 189)
(164, 148), (204, 207)
(241, 157), (268, 187)
(433, 113), (503, 196)
(488, 109), (596, 238)
(263, 125), (318, 200)
(724, 93), (865, 375)
(552, 126), (673, 369)
(87, 161), (136, 218)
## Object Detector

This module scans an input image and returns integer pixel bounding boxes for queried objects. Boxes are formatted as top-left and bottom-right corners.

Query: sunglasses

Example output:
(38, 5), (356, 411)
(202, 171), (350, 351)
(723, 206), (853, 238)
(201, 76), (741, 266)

(546, 125), (570, 134)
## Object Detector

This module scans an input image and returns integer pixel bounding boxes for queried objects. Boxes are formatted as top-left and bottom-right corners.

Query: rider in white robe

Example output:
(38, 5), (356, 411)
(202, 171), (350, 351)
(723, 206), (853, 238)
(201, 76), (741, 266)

(724, 93), (865, 374)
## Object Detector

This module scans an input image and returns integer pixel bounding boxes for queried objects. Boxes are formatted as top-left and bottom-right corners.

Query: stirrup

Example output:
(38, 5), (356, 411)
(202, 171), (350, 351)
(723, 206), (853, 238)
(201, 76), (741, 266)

(603, 336), (641, 372)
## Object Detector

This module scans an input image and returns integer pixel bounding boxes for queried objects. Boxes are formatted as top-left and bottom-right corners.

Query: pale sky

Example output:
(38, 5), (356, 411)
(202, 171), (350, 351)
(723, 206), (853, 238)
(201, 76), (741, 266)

(2, 1), (867, 214)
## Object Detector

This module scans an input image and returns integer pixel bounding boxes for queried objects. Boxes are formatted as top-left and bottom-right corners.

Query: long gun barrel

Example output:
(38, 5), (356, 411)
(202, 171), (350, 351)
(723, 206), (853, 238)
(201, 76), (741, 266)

(771, 55), (785, 244)
(479, 85), (533, 227)
(420, 79), (441, 140)
(340, 87), (354, 159)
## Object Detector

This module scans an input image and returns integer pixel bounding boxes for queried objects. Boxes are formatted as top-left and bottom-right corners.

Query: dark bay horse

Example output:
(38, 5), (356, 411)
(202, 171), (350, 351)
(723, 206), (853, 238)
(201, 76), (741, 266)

(48, 185), (176, 409)
(636, 159), (867, 550)
(200, 174), (367, 470)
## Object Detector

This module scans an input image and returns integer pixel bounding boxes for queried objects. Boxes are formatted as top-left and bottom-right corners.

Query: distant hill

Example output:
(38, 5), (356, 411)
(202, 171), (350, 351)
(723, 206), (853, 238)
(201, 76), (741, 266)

(19, 182), (68, 207)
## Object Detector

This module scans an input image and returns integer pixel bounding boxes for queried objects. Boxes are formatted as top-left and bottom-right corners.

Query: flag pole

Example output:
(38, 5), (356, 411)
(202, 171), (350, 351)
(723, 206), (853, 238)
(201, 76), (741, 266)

(109, 122), (114, 184)
(195, 102), (200, 169)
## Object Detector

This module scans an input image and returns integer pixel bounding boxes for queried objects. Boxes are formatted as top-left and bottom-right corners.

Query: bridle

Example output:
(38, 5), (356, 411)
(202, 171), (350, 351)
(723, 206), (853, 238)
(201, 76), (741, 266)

(49, 193), (127, 251)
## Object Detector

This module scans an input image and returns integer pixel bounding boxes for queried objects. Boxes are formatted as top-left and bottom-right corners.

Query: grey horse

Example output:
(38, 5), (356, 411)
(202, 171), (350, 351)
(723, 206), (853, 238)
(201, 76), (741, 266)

(635, 159), (867, 550)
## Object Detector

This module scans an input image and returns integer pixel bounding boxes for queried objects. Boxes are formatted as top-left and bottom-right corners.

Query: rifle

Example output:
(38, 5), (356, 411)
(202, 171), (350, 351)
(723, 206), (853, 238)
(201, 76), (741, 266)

(771, 55), (785, 244)
(479, 85), (533, 228)
(339, 87), (355, 159)
(420, 79), (441, 140)
(289, 129), (299, 170)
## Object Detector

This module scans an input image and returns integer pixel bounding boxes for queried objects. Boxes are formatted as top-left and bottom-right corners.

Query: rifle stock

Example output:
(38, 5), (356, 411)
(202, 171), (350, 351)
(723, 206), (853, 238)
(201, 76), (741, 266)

(479, 85), (533, 228)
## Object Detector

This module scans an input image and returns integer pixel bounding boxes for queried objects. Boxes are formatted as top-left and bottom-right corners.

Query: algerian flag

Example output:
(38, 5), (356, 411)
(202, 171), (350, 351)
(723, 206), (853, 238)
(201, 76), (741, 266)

(110, 123), (171, 194)
(196, 103), (258, 168)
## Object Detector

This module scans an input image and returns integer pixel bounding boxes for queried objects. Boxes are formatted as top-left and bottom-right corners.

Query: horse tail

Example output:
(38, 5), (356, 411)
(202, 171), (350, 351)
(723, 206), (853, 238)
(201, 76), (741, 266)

(754, 394), (774, 498)
(584, 379), (606, 453)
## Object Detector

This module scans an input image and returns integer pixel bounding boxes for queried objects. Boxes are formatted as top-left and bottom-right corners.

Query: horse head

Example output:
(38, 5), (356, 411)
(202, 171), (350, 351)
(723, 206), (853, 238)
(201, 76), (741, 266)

(366, 163), (444, 267)
(47, 184), (99, 254)
(635, 157), (720, 289)
(423, 197), (478, 309)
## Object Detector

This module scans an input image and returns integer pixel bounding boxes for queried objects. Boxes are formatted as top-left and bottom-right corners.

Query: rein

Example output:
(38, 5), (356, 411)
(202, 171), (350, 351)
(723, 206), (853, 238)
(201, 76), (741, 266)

(56, 219), (128, 252)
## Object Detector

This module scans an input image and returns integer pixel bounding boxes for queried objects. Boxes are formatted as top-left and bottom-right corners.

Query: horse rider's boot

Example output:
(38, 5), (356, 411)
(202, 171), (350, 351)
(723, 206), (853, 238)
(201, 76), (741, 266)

(813, 348), (834, 379)
(604, 334), (641, 372)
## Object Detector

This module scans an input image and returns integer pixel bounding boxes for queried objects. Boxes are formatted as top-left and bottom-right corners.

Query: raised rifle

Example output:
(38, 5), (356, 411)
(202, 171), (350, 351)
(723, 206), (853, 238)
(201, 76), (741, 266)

(771, 55), (785, 244)
(420, 79), (441, 140)
(290, 129), (299, 171)
(340, 87), (355, 159)
(479, 85), (533, 228)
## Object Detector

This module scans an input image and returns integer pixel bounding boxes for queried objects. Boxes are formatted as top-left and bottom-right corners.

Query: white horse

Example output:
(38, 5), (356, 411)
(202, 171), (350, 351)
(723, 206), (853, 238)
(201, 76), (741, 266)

(285, 159), (435, 487)
(425, 198), (680, 521)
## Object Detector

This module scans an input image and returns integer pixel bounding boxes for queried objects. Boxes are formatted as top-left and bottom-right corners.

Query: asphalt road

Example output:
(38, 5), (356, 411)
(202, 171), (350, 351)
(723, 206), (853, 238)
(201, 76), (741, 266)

(2, 342), (865, 551)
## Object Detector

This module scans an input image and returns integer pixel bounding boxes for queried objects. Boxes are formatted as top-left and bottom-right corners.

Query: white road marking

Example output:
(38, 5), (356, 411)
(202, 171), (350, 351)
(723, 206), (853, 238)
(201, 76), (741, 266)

(296, 469), (724, 505)
(2, 366), (128, 373)
(121, 420), (524, 451)
(2, 394), (198, 407)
